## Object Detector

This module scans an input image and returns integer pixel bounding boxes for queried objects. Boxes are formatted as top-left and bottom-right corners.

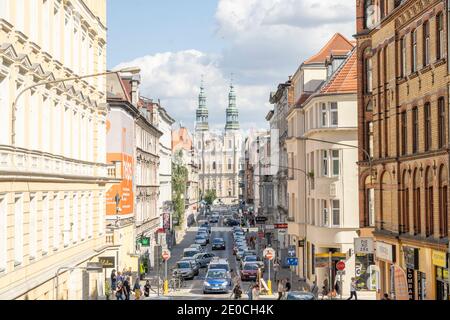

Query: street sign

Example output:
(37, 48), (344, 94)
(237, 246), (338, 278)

(255, 216), (268, 223)
(336, 261), (346, 271)
(288, 245), (296, 257)
(162, 249), (171, 261)
(275, 223), (288, 229)
(98, 257), (115, 268)
(287, 258), (298, 266)
(265, 225), (275, 230)
(263, 248), (276, 261)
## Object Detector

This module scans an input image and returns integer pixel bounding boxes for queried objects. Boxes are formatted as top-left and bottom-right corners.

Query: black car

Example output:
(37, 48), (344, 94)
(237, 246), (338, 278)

(225, 219), (240, 227)
(212, 238), (226, 250)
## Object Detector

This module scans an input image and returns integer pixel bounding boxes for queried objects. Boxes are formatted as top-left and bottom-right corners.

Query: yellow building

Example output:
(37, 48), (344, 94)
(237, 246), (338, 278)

(0, 0), (113, 300)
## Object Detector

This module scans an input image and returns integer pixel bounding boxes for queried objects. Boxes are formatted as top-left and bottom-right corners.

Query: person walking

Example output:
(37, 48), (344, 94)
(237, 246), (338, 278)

(285, 278), (291, 293)
(110, 270), (117, 296)
(273, 260), (280, 281)
(347, 277), (358, 300)
(322, 278), (329, 300)
(247, 283), (254, 300)
(231, 284), (242, 300)
(115, 281), (124, 300)
(123, 276), (131, 300)
(144, 280), (151, 298)
(252, 284), (260, 300)
(117, 271), (123, 284)
(277, 280), (285, 300)
(310, 280), (319, 300)
(133, 278), (142, 300)
(382, 293), (391, 300)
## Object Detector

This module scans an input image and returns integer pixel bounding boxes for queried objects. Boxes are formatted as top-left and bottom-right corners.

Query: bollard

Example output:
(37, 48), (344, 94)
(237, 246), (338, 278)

(163, 279), (169, 295)
(268, 280), (272, 296)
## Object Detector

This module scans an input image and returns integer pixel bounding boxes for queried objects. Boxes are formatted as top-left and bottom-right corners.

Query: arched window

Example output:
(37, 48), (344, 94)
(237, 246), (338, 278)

(439, 165), (448, 238)
(401, 170), (410, 234)
(413, 169), (421, 235)
(380, 172), (392, 231)
(425, 167), (434, 237)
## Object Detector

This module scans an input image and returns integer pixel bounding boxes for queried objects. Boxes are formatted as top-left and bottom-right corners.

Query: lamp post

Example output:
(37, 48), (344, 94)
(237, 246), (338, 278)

(11, 66), (141, 145)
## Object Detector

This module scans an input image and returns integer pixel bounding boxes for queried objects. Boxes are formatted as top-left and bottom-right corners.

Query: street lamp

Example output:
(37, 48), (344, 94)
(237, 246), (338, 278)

(11, 66), (141, 145)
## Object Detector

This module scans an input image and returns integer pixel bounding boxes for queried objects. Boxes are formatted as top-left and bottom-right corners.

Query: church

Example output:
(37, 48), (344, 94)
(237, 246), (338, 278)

(194, 80), (244, 205)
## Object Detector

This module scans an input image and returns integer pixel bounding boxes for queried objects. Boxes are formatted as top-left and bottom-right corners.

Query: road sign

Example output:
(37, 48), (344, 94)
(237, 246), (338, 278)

(288, 245), (296, 257)
(265, 224), (275, 230)
(287, 258), (299, 266)
(336, 261), (346, 271)
(140, 237), (150, 247)
(255, 216), (268, 223)
(275, 223), (288, 229)
(162, 250), (171, 261)
(263, 248), (276, 261)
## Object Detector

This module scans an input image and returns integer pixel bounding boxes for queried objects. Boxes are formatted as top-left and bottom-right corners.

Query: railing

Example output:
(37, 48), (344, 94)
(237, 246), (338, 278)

(0, 145), (109, 179)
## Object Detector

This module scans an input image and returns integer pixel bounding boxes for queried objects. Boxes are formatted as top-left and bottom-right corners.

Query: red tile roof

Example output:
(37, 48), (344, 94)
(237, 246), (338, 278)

(304, 33), (354, 65)
(320, 49), (357, 94)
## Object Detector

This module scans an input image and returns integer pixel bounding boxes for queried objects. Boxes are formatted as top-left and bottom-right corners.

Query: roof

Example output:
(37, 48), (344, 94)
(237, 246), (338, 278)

(320, 49), (357, 94)
(304, 33), (354, 65)
(304, 80), (325, 93)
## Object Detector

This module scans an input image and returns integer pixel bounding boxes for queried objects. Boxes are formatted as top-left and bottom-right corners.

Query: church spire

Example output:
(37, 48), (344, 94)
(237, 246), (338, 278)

(225, 75), (239, 131)
(195, 75), (209, 132)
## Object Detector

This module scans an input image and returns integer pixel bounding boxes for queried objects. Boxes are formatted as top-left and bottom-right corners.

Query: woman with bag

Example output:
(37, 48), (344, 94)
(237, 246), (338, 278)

(115, 281), (124, 300)
(133, 278), (142, 300)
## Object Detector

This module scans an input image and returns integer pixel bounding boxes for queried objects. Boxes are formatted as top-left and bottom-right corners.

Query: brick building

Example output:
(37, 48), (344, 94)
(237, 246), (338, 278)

(356, 0), (449, 300)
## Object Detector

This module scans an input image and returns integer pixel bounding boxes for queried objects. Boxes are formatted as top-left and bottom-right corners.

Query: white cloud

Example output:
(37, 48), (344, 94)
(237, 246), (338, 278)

(114, 0), (355, 131)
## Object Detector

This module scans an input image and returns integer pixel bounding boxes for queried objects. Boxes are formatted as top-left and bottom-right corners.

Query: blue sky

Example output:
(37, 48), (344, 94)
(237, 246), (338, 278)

(108, 0), (356, 131)
(107, 0), (223, 68)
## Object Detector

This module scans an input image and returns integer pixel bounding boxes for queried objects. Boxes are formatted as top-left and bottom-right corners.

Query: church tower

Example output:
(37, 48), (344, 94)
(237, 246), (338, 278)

(195, 78), (209, 132)
(225, 80), (240, 131)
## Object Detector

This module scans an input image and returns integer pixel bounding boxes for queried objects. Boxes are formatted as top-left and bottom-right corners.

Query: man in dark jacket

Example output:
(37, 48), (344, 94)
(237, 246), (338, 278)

(123, 277), (131, 300)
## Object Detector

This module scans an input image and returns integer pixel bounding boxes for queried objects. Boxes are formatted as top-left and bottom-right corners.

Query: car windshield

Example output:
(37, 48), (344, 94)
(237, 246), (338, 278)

(288, 292), (314, 300)
(245, 256), (257, 262)
(210, 264), (229, 271)
(184, 250), (198, 257)
(177, 262), (191, 269)
(244, 264), (259, 270)
(213, 239), (224, 243)
(195, 236), (205, 240)
(207, 270), (227, 279)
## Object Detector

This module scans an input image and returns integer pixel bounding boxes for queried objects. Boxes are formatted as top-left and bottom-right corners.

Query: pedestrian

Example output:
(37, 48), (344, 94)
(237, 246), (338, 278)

(277, 280), (285, 300)
(117, 271), (123, 284)
(347, 277), (358, 300)
(298, 278), (309, 292)
(110, 269), (117, 295)
(310, 280), (319, 300)
(247, 283), (254, 300)
(334, 278), (341, 297)
(144, 280), (151, 298)
(285, 278), (291, 293)
(133, 278), (142, 300)
(123, 276), (131, 300)
(231, 284), (242, 300)
(382, 293), (391, 300)
(322, 278), (329, 300)
(252, 284), (260, 300)
(115, 281), (124, 300)
(273, 260), (280, 281)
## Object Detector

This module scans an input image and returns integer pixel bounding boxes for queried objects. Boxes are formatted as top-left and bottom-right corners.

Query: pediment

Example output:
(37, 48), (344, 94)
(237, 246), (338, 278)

(0, 43), (18, 61)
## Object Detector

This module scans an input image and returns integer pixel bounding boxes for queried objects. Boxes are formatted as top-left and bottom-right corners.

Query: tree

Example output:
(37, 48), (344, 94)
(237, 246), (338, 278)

(204, 189), (217, 206)
(172, 150), (188, 227)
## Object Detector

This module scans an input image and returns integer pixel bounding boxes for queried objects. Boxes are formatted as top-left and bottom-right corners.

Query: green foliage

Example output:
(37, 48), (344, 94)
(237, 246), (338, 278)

(204, 189), (217, 205)
(172, 150), (189, 226)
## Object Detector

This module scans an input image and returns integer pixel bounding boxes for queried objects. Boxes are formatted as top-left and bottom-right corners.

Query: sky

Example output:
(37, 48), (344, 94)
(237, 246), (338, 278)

(108, 0), (356, 132)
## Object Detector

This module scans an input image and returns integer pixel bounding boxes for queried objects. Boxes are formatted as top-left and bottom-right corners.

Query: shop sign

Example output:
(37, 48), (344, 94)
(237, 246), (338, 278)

(375, 242), (395, 263)
(417, 272), (426, 300)
(432, 250), (447, 268)
(314, 253), (346, 268)
(406, 268), (415, 300)
(443, 269), (449, 281)
(140, 237), (150, 247)
(354, 237), (374, 254)
(403, 247), (419, 270)
(99, 257), (115, 268)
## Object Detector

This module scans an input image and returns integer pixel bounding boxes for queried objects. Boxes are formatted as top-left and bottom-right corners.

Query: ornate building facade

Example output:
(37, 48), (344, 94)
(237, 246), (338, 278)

(194, 81), (244, 205)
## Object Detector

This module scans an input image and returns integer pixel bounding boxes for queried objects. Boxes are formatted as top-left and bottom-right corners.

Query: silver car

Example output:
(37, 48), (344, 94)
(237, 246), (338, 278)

(194, 252), (216, 268)
(172, 260), (196, 280)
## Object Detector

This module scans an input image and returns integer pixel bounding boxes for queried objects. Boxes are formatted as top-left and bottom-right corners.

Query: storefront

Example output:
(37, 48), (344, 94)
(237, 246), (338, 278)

(354, 237), (375, 290)
(375, 241), (396, 298)
(432, 250), (449, 300)
(403, 246), (419, 300)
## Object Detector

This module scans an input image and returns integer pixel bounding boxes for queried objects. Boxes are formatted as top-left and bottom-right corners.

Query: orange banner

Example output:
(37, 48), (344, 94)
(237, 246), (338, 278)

(106, 153), (134, 215)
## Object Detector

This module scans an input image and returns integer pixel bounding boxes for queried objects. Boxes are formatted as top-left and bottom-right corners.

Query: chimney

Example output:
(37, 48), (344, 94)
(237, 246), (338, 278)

(130, 74), (141, 106)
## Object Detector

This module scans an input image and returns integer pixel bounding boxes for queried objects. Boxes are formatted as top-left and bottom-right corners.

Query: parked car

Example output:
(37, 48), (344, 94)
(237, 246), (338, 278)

(240, 255), (264, 271)
(240, 263), (260, 281)
(180, 257), (200, 275)
(199, 222), (211, 233)
(189, 244), (205, 252)
(194, 252), (216, 268)
(225, 219), (240, 227)
(183, 248), (200, 258)
(284, 292), (316, 300)
(172, 260), (196, 280)
(242, 250), (258, 260)
(209, 214), (220, 223)
(212, 238), (226, 250)
(236, 246), (249, 260)
(197, 231), (210, 244)
(203, 269), (232, 294)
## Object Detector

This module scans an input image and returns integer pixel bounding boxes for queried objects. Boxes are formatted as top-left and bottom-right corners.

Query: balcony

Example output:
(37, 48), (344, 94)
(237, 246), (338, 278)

(107, 161), (122, 180)
(0, 145), (109, 179)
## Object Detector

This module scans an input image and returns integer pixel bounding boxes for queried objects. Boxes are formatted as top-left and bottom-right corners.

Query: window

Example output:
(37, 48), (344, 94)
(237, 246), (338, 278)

(322, 151), (329, 177)
(401, 111), (407, 155)
(332, 200), (340, 226)
(412, 107), (419, 153)
(425, 168), (434, 237)
(0, 195), (7, 272)
(322, 200), (329, 226)
(424, 103), (431, 151)
(72, 193), (78, 243)
(413, 170), (421, 235)
(228, 159), (232, 171)
(365, 58), (373, 93)
(411, 29), (417, 72)
(423, 21), (430, 66)
(14, 194), (23, 266)
(367, 188), (375, 227)
(53, 193), (60, 250)
(330, 102), (338, 126)
(331, 150), (340, 177)
(321, 103), (328, 127)
(42, 194), (49, 255)
(63, 194), (70, 246)
(437, 13), (444, 60)
(367, 121), (374, 158)
(88, 193), (93, 238)
(29, 194), (37, 260)
(228, 140), (232, 149)
(99, 192), (105, 235)
(81, 193), (86, 240)
(401, 37), (407, 77)
(438, 98), (446, 149)
(213, 162), (216, 170)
